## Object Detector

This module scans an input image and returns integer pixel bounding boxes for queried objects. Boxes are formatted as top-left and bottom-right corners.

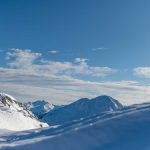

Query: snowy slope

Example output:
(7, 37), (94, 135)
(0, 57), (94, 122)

(43, 95), (123, 125)
(0, 93), (48, 131)
(1, 102), (150, 150)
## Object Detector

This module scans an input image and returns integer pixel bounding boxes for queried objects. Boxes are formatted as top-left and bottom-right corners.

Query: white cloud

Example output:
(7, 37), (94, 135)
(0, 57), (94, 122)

(6, 48), (42, 68)
(5, 49), (116, 77)
(1, 48), (150, 105)
(75, 58), (88, 63)
(92, 47), (108, 51)
(134, 67), (150, 78)
(73, 57), (116, 76)
(0, 67), (150, 105)
(49, 50), (59, 54)
(0, 48), (118, 103)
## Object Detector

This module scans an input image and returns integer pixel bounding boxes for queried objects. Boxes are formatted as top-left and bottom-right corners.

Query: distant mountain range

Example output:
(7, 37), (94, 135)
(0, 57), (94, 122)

(2, 93), (150, 150)
(0, 93), (124, 131)
(2, 96), (150, 150)
(27, 95), (123, 126)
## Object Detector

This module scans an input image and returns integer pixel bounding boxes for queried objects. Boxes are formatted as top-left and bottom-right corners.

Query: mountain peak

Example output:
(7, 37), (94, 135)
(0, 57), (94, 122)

(26, 100), (55, 118)
(43, 95), (123, 125)
(92, 95), (123, 110)
(0, 93), (16, 106)
(0, 93), (48, 131)
(94, 95), (113, 100)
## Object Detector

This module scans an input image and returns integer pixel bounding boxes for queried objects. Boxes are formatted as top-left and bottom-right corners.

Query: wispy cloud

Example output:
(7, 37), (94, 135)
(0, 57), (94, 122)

(92, 47), (108, 51)
(1, 48), (150, 105)
(0, 66), (150, 105)
(49, 50), (59, 54)
(0, 48), (117, 103)
(5, 49), (116, 77)
(6, 48), (42, 68)
(75, 57), (88, 63)
(134, 67), (150, 78)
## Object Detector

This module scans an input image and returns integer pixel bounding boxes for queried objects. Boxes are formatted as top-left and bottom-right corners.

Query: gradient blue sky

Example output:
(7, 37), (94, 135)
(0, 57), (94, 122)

(0, 0), (150, 104)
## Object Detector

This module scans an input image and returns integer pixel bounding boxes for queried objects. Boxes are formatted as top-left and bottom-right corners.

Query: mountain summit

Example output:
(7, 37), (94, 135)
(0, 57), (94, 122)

(0, 93), (48, 131)
(43, 95), (123, 125)
(26, 100), (55, 118)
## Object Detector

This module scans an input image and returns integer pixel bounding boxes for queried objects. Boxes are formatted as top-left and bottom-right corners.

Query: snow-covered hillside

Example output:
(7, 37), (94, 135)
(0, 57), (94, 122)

(43, 95), (123, 125)
(1, 94), (150, 150)
(0, 93), (48, 131)
(1, 102), (150, 150)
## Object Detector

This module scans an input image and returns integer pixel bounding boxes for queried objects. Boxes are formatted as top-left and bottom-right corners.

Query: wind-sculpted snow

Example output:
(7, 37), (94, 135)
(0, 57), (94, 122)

(1, 102), (150, 150)
(43, 95), (123, 125)
(0, 93), (48, 131)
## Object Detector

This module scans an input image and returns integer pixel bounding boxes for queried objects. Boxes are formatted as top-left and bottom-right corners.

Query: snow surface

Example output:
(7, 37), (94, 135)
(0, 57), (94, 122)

(43, 95), (123, 125)
(0, 102), (150, 150)
(0, 93), (48, 131)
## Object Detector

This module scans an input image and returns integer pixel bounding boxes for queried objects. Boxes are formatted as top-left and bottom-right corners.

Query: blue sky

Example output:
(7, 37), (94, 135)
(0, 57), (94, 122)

(1, 0), (150, 104)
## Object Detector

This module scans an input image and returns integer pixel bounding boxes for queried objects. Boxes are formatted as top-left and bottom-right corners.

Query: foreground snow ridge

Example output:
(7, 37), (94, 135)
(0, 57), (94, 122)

(1, 102), (150, 150)
(0, 93), (48, 131)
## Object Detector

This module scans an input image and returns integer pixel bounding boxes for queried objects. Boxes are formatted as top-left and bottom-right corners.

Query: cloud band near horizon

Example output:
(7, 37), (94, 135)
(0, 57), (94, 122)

(0, 48), (150, 105)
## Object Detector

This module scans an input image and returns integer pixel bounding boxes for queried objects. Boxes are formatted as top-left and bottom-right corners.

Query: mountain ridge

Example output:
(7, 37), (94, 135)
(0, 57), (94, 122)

(42, 95), (123, 125)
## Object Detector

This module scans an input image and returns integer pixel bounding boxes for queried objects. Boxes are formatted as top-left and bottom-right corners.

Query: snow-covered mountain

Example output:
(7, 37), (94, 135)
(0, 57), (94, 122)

(26, 100), (55, 118)
(1, 101), (150, 150)
(0, 93), (48, 131)
(43, 95), (123, 125)
(26, 100), (63, 118)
